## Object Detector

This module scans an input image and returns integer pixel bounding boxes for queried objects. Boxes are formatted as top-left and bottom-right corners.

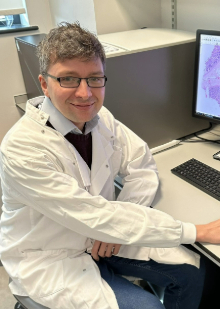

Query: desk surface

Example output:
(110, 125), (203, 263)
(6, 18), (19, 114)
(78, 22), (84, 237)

(98, 28), (195, 58)
(152, 138), (220, 266)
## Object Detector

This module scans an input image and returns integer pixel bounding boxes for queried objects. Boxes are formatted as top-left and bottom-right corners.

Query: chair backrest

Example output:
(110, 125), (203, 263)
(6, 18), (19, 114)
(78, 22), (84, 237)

(14, 294), (49, 309)
(9, 278), (49, 309)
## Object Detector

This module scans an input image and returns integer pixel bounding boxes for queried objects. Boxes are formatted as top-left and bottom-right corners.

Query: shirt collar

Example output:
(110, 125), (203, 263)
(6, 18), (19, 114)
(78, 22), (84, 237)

(40, 96), (99, 136)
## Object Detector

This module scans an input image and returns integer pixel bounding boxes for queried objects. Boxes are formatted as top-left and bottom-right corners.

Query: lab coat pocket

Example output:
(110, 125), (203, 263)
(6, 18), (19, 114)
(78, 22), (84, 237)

(18, 250), (67, 298)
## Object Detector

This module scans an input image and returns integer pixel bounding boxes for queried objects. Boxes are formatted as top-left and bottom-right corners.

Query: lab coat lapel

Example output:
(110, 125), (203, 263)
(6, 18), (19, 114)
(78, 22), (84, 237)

(90, 125), (114, 196)
(68, 144), (91, 190)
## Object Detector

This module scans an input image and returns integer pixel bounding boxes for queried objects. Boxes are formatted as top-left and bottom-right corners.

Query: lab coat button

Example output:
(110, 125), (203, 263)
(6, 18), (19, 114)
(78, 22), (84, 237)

(41, 130), (45, 134)
(106, 165), (109, 168)
(41, 116), (44, 120)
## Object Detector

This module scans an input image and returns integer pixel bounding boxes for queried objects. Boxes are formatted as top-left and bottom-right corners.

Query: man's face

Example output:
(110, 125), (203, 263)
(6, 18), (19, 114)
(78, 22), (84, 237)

(39, 57), (105, 131)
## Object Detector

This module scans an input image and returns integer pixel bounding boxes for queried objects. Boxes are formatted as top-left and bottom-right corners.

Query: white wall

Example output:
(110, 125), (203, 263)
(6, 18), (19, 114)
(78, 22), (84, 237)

(48, 0), (162, 35)
(0, 0), (53, 142)
(161, 0), (220, 33)
(177, 0), (220, 33)
(161, 0), (172, 29)
(25, 0), (53, 33)
(48, 0), (97, 34)
(94, 0), (161, 35)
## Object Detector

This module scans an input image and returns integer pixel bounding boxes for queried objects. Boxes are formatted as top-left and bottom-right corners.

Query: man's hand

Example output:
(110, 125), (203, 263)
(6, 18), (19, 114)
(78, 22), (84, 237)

(91, 240), (121, 261)
(196, 219), (220, 243)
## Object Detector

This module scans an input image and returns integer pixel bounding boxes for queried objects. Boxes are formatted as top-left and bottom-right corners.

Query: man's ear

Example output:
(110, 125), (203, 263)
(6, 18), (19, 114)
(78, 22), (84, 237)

(38, 74), (49, 97)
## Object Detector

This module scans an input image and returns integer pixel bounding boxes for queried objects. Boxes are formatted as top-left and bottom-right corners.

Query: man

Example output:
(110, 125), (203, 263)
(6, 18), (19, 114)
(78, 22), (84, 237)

(1, 22), (220, 309)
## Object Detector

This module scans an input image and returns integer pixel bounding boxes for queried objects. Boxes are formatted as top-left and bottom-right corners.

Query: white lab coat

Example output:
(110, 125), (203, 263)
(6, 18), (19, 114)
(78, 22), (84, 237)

(0, 97), (200, 309)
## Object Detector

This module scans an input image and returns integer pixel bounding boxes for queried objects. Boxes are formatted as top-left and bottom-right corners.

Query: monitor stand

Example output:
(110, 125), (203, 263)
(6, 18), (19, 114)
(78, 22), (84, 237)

(196, 123), (220, 141)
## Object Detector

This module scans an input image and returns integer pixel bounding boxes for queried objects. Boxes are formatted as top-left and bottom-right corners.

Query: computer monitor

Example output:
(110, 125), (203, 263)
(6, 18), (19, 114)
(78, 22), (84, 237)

(193, 29), (220, 125)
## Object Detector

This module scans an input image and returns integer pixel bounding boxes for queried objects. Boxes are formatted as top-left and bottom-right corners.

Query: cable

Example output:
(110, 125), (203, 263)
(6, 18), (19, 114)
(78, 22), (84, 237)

(180, 123), (212, 141)
(193, 133), (220, 143)
(194, 122), (220, 143)
(181, 123), (220, 144)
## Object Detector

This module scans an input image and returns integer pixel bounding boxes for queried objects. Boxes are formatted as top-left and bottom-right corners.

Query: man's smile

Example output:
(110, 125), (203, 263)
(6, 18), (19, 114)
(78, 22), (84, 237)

(69, 101), (95, 110)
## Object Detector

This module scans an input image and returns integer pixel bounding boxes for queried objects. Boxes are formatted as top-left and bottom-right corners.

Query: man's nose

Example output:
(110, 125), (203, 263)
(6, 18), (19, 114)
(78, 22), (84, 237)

(75, 79), (92, 99)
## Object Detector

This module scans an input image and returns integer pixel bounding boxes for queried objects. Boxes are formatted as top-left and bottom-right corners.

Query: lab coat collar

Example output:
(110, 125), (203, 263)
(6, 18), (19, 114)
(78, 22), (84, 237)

(26, 97), (50, 126)
(27, 96), (100, 135)
(41, 96), (78, 135)
(40, 97), (100, 136)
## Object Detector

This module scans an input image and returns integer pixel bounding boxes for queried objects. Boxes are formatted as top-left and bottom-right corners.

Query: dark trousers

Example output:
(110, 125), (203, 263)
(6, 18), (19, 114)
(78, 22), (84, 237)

(96, 255), (205, 309)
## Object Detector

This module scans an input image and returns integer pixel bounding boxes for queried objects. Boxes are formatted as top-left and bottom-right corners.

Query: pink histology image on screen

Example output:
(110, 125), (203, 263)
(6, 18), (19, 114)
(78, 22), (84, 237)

(202, 45), (220, 104)
(197, 39), (220, 117)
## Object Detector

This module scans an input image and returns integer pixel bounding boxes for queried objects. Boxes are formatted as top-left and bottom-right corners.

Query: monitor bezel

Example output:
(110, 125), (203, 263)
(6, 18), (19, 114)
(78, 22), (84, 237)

(192, 29), (220, 125)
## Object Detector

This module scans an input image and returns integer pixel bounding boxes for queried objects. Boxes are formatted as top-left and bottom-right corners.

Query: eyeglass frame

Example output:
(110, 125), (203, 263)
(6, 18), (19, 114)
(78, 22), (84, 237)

(43, 73), (107, 88)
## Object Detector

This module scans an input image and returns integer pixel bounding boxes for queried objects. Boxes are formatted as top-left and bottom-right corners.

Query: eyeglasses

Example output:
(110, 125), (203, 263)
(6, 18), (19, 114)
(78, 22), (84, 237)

(43, 73), (107, 88)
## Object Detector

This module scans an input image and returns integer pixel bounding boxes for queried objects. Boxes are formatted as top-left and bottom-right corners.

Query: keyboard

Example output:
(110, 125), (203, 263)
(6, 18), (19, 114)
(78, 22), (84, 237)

(171, 158), (220, 201)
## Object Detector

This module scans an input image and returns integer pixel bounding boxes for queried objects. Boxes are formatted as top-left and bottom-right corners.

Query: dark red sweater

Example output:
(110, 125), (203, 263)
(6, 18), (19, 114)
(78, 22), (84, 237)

(47, 121), (92, 169)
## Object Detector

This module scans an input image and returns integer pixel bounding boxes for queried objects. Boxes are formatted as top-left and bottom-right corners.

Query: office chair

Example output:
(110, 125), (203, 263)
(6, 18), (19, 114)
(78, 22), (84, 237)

(14, 295), (49, 309)
(8, 277), (49, 309)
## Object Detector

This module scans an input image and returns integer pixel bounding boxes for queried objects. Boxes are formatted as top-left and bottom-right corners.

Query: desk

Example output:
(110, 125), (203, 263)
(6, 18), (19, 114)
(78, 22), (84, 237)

(152, 138), (220, 266)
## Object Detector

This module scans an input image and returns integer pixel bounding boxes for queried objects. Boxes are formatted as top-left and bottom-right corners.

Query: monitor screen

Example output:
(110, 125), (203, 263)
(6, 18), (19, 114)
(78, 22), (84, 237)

(193, 29), (220, 124)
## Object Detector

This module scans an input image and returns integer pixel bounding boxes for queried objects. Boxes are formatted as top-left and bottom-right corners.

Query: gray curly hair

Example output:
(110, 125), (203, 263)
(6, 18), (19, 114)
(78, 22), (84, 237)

(36, 22), (106, 74)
